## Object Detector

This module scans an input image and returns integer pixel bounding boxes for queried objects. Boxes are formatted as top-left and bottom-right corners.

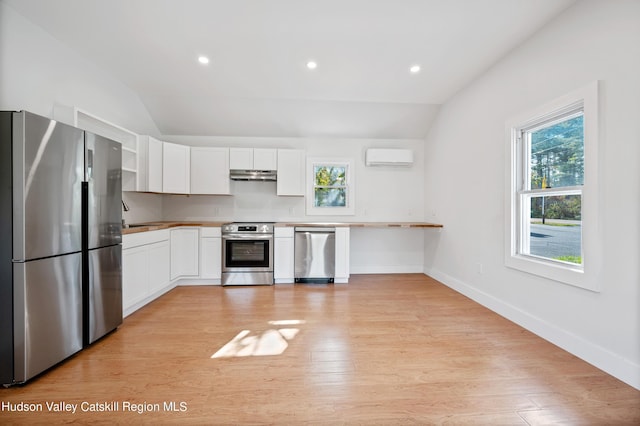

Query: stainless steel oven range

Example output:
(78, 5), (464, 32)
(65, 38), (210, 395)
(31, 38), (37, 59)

(221, 222), (274, 286)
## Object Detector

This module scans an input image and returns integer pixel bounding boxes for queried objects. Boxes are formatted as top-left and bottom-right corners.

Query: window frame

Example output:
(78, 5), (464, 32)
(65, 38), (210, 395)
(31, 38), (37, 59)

(505, 81), (600, 291)
(306, 157), (355, 216)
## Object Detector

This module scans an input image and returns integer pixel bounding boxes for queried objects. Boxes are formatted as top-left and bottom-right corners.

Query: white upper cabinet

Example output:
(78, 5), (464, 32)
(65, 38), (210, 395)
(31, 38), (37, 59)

(163, 142), (191, 194)
(138, 135), (163, 193)
(253, 148), (277, 170)
(229, 147), (253, 170)
(230, 148), (277, 170)
(190, 147), (230, 195)
(277, 149), (305, 196)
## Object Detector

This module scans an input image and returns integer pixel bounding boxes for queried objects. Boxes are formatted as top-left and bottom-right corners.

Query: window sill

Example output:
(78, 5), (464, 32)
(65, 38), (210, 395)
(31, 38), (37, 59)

(505, 254), (598, 292)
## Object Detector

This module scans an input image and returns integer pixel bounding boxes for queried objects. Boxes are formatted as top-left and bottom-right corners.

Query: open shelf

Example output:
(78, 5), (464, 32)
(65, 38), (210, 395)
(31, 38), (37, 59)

(54, 105), (140, 191)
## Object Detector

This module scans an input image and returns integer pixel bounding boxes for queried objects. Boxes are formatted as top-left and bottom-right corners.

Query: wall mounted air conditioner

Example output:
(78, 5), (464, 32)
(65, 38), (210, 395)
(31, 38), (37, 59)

(365, 149), (414, 166)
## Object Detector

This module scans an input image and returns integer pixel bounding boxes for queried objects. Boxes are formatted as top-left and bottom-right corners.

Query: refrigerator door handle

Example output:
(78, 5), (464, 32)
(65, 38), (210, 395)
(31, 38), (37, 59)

(86, 148), (94, 181)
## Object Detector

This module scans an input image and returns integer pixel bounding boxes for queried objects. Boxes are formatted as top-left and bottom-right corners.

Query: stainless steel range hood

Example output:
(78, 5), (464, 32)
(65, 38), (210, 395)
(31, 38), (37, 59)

(229, 169), (277, 181)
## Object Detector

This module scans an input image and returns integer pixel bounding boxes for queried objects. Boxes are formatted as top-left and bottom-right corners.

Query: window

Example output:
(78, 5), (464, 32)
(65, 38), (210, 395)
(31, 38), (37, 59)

(306, 158), (354, 215)
(506, 82), (600, 290)
(314, 165), (347, 207)
(521, 111), (584, 265)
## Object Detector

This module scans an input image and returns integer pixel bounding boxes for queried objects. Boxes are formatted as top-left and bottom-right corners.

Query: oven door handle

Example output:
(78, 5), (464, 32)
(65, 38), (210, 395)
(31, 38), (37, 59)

(222, 234), (273, 240)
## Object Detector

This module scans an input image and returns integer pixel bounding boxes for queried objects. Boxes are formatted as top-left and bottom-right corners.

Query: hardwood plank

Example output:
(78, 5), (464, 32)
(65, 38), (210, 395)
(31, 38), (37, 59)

(1, 274), (638, 424)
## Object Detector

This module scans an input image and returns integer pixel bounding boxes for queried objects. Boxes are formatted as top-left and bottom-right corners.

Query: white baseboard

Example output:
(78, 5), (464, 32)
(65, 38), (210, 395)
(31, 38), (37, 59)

(350, 264), (424, 274)
(426, 268), (640, 391)
(123, 282), (177, 318)
(175, 278), (220, 286)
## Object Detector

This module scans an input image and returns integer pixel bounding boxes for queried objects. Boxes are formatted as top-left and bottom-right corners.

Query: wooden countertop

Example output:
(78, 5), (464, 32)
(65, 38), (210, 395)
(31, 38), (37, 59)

(123, 221), (443, 235)
(274, 222), (443, 228)
(122, 221), (227, 235)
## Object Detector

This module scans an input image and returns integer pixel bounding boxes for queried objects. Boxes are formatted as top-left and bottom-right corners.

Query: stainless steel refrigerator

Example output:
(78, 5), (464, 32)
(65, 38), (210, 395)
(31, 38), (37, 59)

(0, 111), (122, 386)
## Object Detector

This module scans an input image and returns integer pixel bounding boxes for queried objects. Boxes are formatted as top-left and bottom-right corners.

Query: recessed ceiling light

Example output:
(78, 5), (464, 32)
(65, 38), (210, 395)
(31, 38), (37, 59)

(198, 56), (210, 65)
(306, 61), (318, 70)
(409, 64), (421, 74)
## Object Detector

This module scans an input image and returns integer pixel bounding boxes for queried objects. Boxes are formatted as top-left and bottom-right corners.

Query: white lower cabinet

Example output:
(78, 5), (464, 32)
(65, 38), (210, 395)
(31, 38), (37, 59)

(122, 245), (148, 310)
(122, 229), (172, 316)
(200, 227), (221, 280)
(123, 225), (344, 314)
(147, 240), (170, 294)
(274, 227), (295, 283)
(170, 228), (199, 280)
(334, 227), (350, 283)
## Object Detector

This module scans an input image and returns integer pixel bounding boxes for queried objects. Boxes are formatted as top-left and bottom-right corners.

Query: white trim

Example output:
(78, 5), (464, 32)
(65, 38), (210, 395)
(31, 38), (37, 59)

(505, 81), (601, 291)
(425, 268), (640, 390)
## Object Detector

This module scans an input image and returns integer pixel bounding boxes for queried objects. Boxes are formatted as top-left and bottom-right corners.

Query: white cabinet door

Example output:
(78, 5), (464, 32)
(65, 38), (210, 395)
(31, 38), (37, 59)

(123, 230), (172, 316)
(253, 148), (277, 170)
(229, 147), (253, 170)
(170, 228), (199, 280)
(200, 238), (221, 279)
(163, 142), (191, 194)
(122, 245), (148, 311)
(230, 148), (277, 170)
(147, 240), (171, 294)
(277, 149), (305, 196)
(147, 137), (163, 193)
(274, 236), (294, 282)
(200, 227), (221, 280)
(137, 135), (163, 193)
(190, 147), (230, 195)
(334, 227), (350, 283)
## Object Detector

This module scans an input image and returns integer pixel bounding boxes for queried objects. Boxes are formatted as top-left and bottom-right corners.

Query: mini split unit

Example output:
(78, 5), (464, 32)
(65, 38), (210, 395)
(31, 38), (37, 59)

(365, 149), (414, 166)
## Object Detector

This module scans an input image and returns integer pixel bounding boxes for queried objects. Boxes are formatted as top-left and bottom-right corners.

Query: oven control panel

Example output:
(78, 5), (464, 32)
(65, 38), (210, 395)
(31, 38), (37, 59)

(222, 223), (274, 234)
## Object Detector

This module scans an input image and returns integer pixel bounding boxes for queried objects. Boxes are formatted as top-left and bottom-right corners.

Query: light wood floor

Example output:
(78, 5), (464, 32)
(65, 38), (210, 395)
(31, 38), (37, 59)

(2, 274), (639, 425)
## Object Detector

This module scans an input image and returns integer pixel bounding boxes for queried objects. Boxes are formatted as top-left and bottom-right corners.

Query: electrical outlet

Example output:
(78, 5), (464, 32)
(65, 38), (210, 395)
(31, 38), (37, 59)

(476, 263), (484, 275)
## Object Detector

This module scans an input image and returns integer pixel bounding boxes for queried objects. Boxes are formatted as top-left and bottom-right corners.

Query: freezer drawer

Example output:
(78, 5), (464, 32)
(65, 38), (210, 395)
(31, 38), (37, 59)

(294, 227), (336, 283)
(12, 253), (83, 384)
(87, 245), (123, 345)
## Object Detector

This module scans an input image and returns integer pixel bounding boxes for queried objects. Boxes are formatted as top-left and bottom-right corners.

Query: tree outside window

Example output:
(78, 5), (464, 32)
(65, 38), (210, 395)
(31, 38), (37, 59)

(306, 158), (354, 216)
(522, 111), (584, 265)
(314, 165), (347, 207)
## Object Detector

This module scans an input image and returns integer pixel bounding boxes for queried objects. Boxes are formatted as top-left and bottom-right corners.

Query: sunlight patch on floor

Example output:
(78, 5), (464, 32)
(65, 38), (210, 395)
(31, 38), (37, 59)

(211, 320), (306, 358)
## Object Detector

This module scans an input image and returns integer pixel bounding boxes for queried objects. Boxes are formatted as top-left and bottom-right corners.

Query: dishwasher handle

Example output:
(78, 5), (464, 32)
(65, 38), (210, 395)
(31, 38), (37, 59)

(294, 227), (336, 233)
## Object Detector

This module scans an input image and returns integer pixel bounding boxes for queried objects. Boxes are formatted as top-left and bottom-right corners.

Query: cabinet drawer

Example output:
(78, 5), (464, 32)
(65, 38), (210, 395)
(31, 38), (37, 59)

(200, 227), (221, 238)
(274, 227), (294, 238)
(123, 229), (170, 249)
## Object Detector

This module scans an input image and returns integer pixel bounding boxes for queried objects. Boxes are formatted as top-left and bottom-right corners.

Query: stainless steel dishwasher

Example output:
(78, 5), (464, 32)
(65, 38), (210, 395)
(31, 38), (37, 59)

(294, 227), (335, 283)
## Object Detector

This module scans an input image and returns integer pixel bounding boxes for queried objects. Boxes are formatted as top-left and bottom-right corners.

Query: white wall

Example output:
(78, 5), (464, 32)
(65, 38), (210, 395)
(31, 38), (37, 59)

(0, 1), (165, 224)
(423, 0), (640, 389)
(0, 2), (159, 135)
(163, 135), (427, 273)
(0, 0), (429, 274)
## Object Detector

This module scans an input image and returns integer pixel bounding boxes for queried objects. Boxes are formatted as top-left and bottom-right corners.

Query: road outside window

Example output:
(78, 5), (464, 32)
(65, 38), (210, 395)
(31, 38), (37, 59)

(523, 112), (584, 266)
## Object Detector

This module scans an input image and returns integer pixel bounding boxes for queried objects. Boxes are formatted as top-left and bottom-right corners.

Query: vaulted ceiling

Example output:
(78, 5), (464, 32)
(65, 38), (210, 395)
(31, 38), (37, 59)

(5, 0), (576, 139)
